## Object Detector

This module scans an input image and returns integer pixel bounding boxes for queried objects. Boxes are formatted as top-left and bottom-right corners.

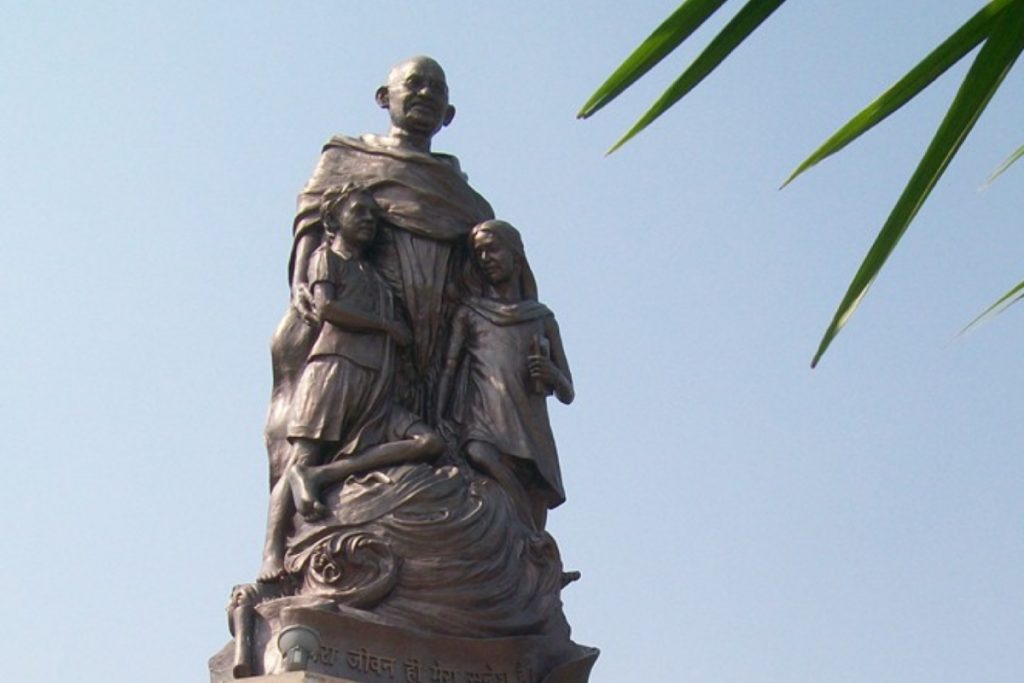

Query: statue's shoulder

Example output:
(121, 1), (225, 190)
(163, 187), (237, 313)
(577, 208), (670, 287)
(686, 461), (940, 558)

(431, 152), (464, 175)
(463, 297), (553, 326)
(307, 243), (338, 281)
(320, 134), (469, 179)
(321, 134), (364, 153)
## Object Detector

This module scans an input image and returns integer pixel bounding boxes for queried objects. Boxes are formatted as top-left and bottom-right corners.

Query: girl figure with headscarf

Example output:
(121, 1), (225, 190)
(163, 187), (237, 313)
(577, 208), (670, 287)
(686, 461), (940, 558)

(436, 220), (574, 531)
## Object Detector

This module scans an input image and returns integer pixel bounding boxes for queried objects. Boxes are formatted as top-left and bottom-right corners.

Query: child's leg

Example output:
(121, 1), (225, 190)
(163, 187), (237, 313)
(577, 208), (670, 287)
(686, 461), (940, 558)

(512, 461), (551, 531)
(259, 439), (319, 582)
(289, 423), (443, 507)
(464, 440), (536, 531)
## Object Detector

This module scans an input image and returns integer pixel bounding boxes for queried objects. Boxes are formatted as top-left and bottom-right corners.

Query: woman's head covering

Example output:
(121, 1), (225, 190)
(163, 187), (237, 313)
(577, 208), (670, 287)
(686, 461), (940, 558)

(467, 219), (538, 301)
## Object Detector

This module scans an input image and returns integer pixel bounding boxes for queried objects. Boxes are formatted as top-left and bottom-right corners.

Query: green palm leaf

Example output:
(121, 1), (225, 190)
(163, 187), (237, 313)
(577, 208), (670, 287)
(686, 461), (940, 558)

(577, 0), (728, 120)
(811, 3), (1024, 368)
(783, 0), (1012, 188)
(984, 141), (1024, 184)
(960, 277), (1024, 334)
(606, 0), (787, 155)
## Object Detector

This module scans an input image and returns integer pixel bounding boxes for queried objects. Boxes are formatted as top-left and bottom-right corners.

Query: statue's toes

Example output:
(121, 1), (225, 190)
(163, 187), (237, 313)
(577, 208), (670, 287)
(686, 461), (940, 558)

(300, 500), (328, 520)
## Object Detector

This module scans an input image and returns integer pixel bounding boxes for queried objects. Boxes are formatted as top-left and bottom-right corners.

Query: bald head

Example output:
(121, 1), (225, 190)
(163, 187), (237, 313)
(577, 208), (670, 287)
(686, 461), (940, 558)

(386, 56), (447, 87)
(376, 55), (455, 149)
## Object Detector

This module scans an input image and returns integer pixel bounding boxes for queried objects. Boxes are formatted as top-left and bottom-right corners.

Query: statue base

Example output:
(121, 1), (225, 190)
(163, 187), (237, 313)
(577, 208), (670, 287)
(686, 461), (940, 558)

(209, 602), (598, 683)
(241, 674), (360, 683)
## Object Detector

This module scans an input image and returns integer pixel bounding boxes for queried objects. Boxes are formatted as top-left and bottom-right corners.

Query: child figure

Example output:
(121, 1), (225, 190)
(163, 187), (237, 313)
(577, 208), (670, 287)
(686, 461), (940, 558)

(437, 220), (574, 531)
(259, 183), (442, 582)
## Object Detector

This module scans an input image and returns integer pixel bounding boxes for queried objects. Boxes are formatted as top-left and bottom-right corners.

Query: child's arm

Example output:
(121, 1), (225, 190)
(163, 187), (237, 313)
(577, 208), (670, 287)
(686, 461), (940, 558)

(313, 282), (410, 346)
(529, 317), (574, 405)
(435, 308), (468, 424)
(290, 231), (320, 322)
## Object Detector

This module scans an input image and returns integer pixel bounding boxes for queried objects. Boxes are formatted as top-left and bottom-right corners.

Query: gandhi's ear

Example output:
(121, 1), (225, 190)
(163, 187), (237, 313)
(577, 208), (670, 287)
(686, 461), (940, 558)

(442, 105), (456, 127)
(375, 86), (389, 109)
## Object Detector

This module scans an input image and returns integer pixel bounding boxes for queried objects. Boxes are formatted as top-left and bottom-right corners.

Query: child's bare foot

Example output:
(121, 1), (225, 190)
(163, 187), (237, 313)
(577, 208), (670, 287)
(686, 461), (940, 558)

(257, 551), (286, 584)
(287, 464), (327, 519)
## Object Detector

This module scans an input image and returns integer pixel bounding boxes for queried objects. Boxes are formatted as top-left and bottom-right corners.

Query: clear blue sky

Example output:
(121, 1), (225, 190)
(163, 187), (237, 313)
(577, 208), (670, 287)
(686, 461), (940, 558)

(2, 2), (1022, 681)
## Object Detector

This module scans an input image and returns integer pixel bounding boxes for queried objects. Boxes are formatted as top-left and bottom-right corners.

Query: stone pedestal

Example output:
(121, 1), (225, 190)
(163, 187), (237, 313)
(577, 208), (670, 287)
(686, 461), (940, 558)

(210, 603), (597, 683)
(243, 674), (360, 683)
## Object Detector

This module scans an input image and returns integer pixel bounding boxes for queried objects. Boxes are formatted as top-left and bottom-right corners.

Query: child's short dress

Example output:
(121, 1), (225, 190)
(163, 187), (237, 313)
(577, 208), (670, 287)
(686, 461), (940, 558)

(456, 296), (565, 509)
(288, 245), (417, 459)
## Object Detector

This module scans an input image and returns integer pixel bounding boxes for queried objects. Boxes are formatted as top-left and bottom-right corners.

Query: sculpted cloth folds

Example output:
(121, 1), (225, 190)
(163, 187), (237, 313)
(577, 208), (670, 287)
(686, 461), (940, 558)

(456, 297), (566, 509)
(287, 245), (417, 456)
(265, 135), (494, 485)
(215, 59), (599, 683)
(290, 134), (494, 269)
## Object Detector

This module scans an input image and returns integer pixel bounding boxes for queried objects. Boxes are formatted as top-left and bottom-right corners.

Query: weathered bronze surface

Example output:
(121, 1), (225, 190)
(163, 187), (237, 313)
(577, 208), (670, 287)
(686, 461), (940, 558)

(210, 57), (597, 683)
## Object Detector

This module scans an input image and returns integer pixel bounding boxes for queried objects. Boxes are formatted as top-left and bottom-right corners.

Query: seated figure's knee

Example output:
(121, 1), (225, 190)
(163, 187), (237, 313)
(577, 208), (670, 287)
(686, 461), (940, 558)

(465, 441), (499, 470)
(417, 432), (444, 456)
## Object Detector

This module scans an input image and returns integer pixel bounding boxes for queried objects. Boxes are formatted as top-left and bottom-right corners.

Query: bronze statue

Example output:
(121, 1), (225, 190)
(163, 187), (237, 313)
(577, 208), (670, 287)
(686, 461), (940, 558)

(212, 57), (597, 683)
(265, 57), (493, 489)
(438, 220), (574, 531)
(260, 183), (443, 582)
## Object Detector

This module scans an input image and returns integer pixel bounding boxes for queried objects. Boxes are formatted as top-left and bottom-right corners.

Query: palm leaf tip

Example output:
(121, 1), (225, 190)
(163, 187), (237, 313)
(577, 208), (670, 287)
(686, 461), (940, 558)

(605, 122), (646, 155)
(607, 0), (788, 153)
(783, 0), (1011, 190)
(811, 0), (1024, 367)
(984, 142), (1024, 185)
(577, 0), (729, 119)
(810, 286), (871, 368)
(959, 278), (1024, 335)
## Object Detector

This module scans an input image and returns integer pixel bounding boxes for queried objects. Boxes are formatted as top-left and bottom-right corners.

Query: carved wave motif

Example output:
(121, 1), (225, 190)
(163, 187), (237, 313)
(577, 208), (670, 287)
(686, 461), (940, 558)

(283, 462), (568, 638)
(289, 530), (399, 609)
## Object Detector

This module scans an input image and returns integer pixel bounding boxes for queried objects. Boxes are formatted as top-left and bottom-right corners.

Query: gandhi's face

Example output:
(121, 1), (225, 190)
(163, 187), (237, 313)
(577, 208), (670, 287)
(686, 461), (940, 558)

(380, 58), (453, 136)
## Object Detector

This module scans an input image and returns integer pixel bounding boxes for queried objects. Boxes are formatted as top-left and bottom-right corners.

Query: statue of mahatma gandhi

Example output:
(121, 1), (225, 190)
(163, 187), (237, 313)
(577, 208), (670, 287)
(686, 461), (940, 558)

(209, 56), (598, 683)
